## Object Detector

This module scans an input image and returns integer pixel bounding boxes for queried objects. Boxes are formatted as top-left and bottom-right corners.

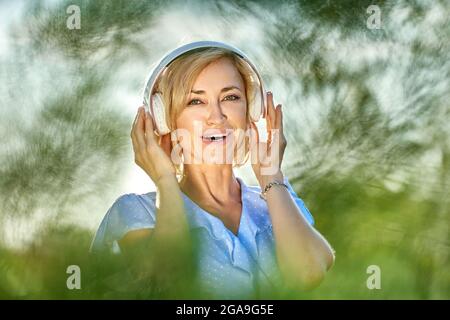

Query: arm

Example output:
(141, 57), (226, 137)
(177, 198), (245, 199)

(120, 107), (194, 289)
(250, 91), (334, 291)
(263, 171), (335, 291)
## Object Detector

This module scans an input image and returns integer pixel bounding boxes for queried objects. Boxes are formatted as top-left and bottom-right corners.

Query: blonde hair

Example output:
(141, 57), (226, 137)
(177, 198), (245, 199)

(154, 47), (258, 178)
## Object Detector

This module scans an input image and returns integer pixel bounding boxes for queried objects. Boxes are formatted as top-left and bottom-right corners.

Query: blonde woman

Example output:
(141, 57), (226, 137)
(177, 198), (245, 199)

(91, 42), (335, 298)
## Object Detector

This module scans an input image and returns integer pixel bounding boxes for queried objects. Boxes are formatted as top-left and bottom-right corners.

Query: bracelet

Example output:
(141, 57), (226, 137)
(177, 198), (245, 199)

(260, 181), (288, 200)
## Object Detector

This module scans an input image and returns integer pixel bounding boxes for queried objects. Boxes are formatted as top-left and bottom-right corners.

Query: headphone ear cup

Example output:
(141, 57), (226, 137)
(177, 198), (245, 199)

(151, 93), (171, 135)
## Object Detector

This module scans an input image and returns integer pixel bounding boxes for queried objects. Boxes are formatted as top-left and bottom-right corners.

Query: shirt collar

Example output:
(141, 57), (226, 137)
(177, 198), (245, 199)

(179, 176), (267, 246)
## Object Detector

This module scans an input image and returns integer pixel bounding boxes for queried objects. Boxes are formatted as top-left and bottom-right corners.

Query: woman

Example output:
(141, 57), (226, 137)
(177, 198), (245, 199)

(91, 44), (335, 298)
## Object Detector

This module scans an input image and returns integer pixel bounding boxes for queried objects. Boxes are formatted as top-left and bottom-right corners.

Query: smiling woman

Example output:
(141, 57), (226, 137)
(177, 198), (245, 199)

(175, 55), (251, 168)
(154, 45), (260, 172)
(90, 41), (335, 298)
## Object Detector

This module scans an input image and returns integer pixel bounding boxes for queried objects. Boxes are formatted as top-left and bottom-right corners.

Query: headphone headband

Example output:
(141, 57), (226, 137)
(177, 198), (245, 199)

(143, 41), (265, 108)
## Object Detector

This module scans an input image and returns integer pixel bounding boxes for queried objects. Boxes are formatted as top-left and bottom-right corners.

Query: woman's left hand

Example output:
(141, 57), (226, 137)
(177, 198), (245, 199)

(250, 91), (287, 189)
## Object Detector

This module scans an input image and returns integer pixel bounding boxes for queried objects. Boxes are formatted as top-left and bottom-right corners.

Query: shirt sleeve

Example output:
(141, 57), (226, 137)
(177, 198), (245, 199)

(89, 192), (157, 254)
(282, 177), (315, 226)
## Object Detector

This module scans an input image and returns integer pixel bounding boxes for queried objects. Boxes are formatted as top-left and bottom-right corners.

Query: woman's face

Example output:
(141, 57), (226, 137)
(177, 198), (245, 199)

(175, 57), (249, 165)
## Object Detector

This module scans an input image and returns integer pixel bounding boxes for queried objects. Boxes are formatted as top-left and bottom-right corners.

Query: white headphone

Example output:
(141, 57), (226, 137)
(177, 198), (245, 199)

(142, 40), (267, 135)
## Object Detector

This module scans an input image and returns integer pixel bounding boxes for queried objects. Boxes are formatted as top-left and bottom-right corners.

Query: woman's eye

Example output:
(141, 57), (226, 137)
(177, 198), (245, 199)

(188, 99), (202, 106)
(224, 94), (240, 101)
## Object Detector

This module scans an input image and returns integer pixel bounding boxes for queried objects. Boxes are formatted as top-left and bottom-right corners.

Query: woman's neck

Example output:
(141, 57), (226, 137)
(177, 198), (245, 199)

(179, 164), (241, 208)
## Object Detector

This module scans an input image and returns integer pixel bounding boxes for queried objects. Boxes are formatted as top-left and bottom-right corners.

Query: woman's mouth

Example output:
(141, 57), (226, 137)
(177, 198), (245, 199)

(201, 132), (231, 145)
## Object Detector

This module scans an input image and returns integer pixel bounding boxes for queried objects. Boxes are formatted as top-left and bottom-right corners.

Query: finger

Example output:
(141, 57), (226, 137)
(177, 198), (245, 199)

(267, 91), (276, 128)
(277, 104), (286, 146)
(266, 92), (277, 146)
(273, 104), (283, 149)
(131, 129), (139, 152)
(133, 105), (143, 127)
(273, 105), (286, 165)
(134, 107), (147, 150)
(259, 140), (273, 171)
(144, 111), (157, 146)
(131, 107), (141, 139)
(159, 133), (172, 158)
(271, 123), (280, 147)
(131, 106), (142, 138)
(249, 121), (260, 163)
(275, 104), (283, 130)
(250, 121), (259, 144)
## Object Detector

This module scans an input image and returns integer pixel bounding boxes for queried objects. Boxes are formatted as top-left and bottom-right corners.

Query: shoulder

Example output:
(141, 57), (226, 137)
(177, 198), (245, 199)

(90, 192), (157, 253)
(110, 192), (157, 221)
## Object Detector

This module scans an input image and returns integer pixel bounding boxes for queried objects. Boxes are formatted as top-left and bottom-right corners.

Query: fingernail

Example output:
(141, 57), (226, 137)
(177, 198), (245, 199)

(267, 91), (272, 96)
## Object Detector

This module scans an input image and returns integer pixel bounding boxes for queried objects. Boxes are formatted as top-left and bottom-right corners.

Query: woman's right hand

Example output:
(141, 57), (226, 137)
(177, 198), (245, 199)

(130, 106), (177, 186)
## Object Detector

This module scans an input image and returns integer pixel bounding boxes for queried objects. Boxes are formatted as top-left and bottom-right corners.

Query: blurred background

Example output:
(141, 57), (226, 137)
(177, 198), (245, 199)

(0, 0), (448, 299)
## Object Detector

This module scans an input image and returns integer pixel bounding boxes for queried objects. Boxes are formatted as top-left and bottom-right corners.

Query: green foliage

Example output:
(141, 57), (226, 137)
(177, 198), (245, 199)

(0, 0), (448, 299)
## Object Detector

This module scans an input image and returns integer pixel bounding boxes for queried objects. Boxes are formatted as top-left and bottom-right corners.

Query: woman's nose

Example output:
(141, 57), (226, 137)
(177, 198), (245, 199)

(206, 101), (227, 125)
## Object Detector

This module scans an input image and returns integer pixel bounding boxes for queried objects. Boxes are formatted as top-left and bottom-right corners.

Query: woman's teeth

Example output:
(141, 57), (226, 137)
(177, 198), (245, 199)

(203, 134), (227, 141)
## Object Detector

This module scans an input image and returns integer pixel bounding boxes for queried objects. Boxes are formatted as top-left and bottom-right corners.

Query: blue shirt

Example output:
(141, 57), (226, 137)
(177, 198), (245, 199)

(90, 176), (314, 298)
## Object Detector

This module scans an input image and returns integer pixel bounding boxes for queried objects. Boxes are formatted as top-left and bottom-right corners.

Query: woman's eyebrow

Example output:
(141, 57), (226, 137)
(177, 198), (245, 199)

(190, 86), (241, 94)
